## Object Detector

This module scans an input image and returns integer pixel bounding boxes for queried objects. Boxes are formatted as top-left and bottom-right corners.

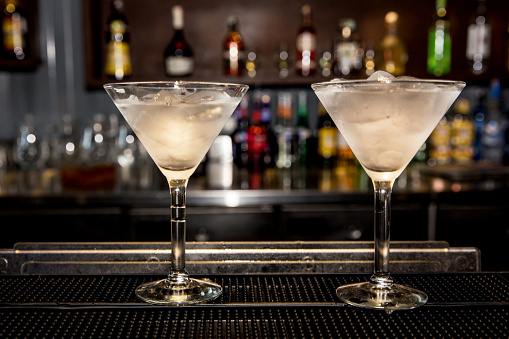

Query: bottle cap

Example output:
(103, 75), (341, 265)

(172, 5), (184, 29)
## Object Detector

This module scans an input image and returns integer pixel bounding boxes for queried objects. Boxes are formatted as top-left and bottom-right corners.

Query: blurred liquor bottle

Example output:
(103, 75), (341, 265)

(1, 0), (29, 60)
(247, 93), (268, 172)
(427, 0), (451, 77)
(317, 103), (337, 168)
(223, 16), (244, 76)
(482, 79), (505, 163)
(336, 130), (355, 169)
(295, 4), (316, 76)
(378, 11), (407, 76)
(429, 113), (452, 165)
(466, 0), (491, 75)
(451, 98), (475, 164)
(261, 94), (277, 169)
(277, 42), (290, 79)
(318, 47), (333, 77)
(363, 42), (376, 77)
(473, 89), (487, 161)
(295, 91), (311, 167)
(507, 14), (509, 73)
(245, 50), (258, 78)
(333, 18), (362, 78)
(164, 5), (194, 77)
(275, 92), (294, 169)
(105, 0), (132, 80)
(232, 94), (249, 168)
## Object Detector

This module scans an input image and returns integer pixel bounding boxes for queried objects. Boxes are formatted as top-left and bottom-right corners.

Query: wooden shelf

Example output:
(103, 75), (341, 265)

(82, 0), (509, 90)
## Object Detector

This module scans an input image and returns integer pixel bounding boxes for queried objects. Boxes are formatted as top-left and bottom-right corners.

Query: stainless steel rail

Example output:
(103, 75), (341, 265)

(0, 241), (480, 275)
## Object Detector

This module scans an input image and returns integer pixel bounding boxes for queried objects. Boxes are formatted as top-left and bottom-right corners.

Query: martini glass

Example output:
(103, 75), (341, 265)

(104, 81), (248, 304)
(312, 74), (464, 311)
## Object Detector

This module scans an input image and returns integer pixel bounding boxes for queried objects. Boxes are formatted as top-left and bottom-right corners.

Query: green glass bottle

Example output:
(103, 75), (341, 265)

(427, 0), (451, 76)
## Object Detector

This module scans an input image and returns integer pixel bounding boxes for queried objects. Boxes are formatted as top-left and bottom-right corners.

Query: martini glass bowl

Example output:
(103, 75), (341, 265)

(104, 81), (248, 305)
(312, 76), (464, 312)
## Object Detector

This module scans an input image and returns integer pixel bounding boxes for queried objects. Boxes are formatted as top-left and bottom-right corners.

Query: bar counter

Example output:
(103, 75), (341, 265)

(0, 271), (508, 337)
(1, 163), (508, 270)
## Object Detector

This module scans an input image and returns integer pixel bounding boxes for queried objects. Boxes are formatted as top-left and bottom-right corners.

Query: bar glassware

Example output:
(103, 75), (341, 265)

(312, 75), (464, 311)
(104, 81), (248, 305)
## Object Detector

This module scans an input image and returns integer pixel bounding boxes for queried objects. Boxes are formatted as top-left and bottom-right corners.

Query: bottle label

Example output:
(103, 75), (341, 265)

(165, 56), (194, 76)
(247, 125), (268, 156)
(296, 32), (316, 52)
(335, 41), (357, 74)
(318, 127), (337, 157)
(466, 23), (491, 59)
(2, 16), (26, 52)
(105, 41), (132, 77)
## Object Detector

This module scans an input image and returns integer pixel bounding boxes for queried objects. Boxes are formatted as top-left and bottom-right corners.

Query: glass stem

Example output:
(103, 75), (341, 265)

(370, 180), (394, 288)
(168, 178), (189, 284)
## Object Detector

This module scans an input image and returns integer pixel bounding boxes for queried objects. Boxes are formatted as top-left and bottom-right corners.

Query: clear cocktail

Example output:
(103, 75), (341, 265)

(312, 72), (465, 312)
(104, 81), (248, 305)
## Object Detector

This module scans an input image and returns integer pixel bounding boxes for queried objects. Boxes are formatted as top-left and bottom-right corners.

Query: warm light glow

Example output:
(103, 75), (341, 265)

(385, 11), (398, 24)
(342, 26), (351, 39)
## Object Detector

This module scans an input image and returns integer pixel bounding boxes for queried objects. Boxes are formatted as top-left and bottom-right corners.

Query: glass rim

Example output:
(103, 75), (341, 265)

(311, 78), (466, 90)
(103, 80), (249, 90)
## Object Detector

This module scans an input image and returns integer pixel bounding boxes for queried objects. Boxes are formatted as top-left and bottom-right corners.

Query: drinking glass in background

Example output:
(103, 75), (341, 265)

(115, 122), (152, 190)
(13, 114), (50, 190)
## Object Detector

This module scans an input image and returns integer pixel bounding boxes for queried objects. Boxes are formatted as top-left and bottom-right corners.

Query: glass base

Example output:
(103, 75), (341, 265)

(135, 277), (222, 305)
(336, 281), (428, 313)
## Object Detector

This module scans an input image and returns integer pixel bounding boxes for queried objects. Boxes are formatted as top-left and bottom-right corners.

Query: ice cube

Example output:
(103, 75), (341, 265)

(395, 76), (418, 81)
(183, 90), (230, 104)
(367, 71), (395, 83)
(188, 106), (226, 121)
(374, 150), (405, 171)
(134, 87), (159, 102)
(147, 90), (182, 106)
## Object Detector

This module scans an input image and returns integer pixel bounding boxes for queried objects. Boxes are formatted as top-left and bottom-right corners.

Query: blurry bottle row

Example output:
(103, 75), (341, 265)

(102, 0), (503, 81)
(428, 79), (509, 165)
(1, 81), (508, 193)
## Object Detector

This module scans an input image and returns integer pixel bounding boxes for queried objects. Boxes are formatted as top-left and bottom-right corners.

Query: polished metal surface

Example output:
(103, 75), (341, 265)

(0, 241), (480, 275)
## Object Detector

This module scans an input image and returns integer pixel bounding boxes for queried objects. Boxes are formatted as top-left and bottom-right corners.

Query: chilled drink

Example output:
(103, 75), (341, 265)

(314, 75), (460, 181)
(104, 81), (248, 305)
(114, 90), (242, 180)
(312, 72), (464, 312)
